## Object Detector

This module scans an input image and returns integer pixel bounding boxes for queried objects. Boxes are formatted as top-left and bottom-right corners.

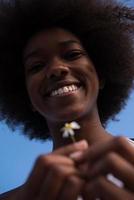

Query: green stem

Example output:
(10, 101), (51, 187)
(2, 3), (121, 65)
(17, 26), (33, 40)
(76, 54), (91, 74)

(70, 135), (76, 143)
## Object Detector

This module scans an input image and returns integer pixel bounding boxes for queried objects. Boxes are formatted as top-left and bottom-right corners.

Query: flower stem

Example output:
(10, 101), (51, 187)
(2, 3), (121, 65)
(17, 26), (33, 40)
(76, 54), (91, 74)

(70, 135), (76, 143)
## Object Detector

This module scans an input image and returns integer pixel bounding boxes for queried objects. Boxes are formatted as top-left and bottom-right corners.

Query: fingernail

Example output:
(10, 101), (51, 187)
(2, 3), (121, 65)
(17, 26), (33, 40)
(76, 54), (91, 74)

(75, 140), (88, 149)
(70, 151), (84, 160)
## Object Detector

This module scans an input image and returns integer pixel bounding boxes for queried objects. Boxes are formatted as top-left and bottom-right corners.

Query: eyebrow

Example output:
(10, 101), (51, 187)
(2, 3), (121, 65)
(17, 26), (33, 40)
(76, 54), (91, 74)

(24, 40), (81, 61)
(59, 40), (81, 46)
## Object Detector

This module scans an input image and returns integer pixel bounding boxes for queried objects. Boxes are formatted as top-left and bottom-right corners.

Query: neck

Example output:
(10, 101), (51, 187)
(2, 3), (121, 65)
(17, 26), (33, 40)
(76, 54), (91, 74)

(47, 109), (113, 150)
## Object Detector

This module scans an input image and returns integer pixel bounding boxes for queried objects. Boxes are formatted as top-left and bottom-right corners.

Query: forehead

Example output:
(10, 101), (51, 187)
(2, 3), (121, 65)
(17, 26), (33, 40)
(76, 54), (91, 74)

(24, 28), (81, 56)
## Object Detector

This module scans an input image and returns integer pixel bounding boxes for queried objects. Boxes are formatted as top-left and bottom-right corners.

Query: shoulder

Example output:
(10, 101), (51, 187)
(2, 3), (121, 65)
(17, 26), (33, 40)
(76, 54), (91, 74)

(0, 186), (22, 200)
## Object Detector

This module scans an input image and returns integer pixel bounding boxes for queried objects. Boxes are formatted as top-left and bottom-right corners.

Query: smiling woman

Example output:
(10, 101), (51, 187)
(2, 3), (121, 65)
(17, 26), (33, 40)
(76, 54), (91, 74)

(0, 0), (134, 199)
(24, 28), (99, 127)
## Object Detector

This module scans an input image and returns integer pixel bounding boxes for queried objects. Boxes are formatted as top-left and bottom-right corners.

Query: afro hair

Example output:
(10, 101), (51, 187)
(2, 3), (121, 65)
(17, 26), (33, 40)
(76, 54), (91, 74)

(0, 0), (133, 140)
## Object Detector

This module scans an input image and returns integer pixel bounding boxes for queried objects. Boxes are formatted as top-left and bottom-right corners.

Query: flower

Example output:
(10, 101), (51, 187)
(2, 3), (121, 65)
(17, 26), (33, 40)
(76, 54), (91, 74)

(61, 121), (80, 142)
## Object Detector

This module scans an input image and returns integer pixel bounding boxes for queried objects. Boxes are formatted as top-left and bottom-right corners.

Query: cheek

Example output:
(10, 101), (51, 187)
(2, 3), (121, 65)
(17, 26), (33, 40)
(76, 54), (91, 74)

(87, 63), (100, 90)
(81, 62), (99, 90)
(85, 67), (100, 103)
(90, 74), (100, 97)
(25, 76), (40, 106)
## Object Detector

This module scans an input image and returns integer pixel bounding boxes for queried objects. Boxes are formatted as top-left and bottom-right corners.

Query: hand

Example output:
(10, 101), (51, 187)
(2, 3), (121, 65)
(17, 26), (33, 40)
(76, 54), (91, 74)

(76, 137), (134, 200)
(12, 140), (88, 200)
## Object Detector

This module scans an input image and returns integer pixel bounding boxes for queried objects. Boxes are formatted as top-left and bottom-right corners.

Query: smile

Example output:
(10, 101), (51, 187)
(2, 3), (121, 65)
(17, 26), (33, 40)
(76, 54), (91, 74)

(50, 84), (79, 97)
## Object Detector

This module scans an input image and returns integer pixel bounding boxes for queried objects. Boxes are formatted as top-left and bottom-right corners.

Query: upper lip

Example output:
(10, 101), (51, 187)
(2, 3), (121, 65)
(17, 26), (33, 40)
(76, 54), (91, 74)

(42, 80), (81, 97)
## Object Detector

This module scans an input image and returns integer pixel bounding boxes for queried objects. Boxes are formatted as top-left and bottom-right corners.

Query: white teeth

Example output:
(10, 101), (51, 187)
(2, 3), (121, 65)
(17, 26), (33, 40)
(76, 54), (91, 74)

(69, 86), (73, 91)
(63, 87), (69, 92)
(51, 84), (78, 96)
(72, 85), (76, 90)
(58, 88), (63, 94)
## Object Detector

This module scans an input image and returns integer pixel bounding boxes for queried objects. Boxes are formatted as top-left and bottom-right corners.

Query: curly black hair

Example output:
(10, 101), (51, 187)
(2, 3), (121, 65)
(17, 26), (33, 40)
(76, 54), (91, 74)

(0, 0), (133, 140)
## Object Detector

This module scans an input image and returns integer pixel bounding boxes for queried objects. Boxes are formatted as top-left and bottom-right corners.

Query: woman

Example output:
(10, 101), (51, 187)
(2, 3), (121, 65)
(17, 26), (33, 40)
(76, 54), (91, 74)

(0, 0), (134, 199)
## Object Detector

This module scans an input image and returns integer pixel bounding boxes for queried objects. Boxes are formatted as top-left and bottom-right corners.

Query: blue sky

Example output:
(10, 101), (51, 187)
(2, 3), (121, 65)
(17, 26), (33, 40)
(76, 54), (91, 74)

(0, 0), (134, 194)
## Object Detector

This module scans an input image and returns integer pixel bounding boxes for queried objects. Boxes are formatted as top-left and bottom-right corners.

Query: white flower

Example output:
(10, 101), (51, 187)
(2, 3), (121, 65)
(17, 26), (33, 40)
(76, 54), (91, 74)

(61, 121), (80, 138)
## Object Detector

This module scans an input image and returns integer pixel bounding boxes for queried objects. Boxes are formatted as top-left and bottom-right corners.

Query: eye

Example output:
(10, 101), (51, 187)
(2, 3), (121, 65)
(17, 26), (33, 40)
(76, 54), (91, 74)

(27, 63), (46, 74)
(64, 50), (86, 61)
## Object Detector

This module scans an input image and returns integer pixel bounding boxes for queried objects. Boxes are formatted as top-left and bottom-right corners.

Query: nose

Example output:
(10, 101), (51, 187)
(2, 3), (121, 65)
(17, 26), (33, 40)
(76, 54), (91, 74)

(46, 58), (69, 80)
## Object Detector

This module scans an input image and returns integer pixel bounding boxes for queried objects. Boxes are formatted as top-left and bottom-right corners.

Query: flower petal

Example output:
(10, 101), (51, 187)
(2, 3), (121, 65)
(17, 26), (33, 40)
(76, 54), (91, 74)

(68, 129), (75, 136)
(63, 130), (69, 138)
(71, 122), (80, 129)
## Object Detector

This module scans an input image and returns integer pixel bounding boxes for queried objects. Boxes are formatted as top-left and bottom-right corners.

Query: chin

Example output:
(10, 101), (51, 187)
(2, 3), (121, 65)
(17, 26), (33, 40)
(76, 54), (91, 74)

(50, 105), (91, 123)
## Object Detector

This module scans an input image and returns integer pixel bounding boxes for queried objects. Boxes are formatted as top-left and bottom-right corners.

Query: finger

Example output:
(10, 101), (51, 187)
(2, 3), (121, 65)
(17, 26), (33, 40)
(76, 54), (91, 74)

(84, 176), (134, 200)
(38, 165), (80, 200)
(87, 152), (134, 192)
(77, 137), (134, 165)
(59, 176), (84, 200)
(54, 140), (88, 156)
(25, 154), (75, 197)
